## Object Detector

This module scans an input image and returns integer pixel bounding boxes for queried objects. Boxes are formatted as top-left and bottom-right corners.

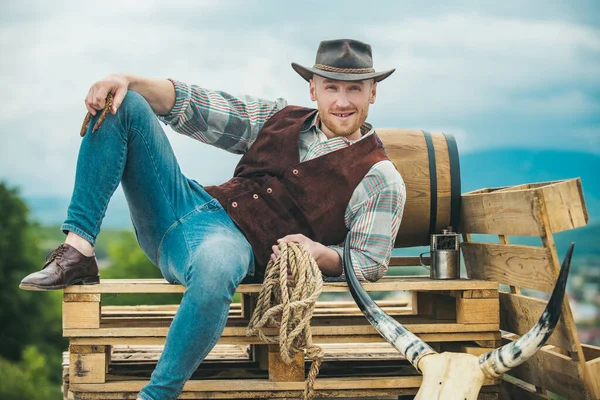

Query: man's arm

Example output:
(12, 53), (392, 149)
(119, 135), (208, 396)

(84, 74), (175, 116)
(157, 79), (287, 154)
(276, 161), (405, 282)
(127, 75), (176, 115)
(84, 74), (286, 154)
(326, 163), (405, 281)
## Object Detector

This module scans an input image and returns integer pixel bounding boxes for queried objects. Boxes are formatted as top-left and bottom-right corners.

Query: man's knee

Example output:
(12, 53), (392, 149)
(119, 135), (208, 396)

(186, 236), (252, 290)
(118, 90), (153, 117)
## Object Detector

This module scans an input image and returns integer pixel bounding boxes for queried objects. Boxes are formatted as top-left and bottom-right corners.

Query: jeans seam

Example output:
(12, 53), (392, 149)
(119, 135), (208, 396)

(61, 224), (96, 246)
(169, 291), (233, 400)
(156, 204), (208, 268)
(91, 139), (127, 235)
(137, 390), (155, 400)
(135, 124), (179, 220)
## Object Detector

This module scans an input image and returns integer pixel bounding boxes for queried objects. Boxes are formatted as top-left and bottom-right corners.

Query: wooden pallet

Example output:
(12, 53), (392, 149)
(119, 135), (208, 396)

(62, 343), (501, 400)
(61, 275), (501, 399)
(460, 178), (600, 400)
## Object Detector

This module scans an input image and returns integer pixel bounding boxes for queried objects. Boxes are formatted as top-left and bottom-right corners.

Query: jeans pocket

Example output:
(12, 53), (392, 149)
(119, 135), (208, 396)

(197, 198), (223, 213)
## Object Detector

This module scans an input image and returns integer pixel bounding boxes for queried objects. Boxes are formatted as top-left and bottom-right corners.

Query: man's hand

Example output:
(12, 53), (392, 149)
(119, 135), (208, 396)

(270, 234), (343, 277)
(85, 74), (130, 116)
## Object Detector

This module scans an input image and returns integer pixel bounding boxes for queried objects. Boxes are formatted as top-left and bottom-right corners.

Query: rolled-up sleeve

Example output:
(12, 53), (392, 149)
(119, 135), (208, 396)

(158, 79), (287, 154)
(325, 162), (405, 282)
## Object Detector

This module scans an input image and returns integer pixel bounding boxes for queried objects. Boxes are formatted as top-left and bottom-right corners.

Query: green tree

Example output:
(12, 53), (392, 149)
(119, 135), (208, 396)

(0, 346), (63, 399)
(101, 231), (183, 305)
(0, 182), (65, 396)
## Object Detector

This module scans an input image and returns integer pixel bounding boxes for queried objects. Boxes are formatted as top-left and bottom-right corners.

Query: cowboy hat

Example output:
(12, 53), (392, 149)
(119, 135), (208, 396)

(292, 39), (395, 83)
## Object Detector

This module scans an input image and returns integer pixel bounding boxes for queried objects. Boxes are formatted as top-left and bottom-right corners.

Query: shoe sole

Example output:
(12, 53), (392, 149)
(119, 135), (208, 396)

(19, 275), (100, 291)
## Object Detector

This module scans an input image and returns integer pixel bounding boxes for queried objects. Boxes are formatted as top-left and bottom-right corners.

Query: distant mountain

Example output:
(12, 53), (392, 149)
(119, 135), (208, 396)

(25, 194), (133, 229)
(24, 148), (600, 230)
(460, 149), (599, 221)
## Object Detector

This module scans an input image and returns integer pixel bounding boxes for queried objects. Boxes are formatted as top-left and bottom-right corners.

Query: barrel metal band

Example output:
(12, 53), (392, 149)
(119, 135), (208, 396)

(444, 133), (461, 232)
(423, 131), (437, 236)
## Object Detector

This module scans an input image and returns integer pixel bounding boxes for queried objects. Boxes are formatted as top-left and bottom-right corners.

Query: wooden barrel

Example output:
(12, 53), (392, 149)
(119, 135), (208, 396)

(377, 129), (461, 248)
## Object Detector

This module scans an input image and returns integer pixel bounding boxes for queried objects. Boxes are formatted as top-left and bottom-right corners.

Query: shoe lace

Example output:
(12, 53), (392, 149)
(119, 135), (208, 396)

(43, 244), (68, 268)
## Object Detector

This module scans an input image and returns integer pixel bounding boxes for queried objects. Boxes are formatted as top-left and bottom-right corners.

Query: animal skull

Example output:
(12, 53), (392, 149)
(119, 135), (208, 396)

(343, 242), (574, 400)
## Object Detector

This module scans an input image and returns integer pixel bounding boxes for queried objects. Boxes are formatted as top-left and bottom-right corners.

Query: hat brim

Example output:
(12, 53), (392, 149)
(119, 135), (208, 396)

(291, 62), (395, 83)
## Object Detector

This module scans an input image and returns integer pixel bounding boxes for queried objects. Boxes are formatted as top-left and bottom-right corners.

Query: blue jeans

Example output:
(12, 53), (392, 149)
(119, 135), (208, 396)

(62, 91), (255, 400)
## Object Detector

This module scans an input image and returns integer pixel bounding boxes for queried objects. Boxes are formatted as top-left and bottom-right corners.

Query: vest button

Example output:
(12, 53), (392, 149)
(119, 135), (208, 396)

(266, 188), (273, 194)
(292, 169), (299, 175)
(253, 194), (259, 199)
(232, 202), (238, 208)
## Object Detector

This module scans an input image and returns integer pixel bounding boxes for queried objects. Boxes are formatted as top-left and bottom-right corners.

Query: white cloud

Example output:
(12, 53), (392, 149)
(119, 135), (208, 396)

(364, 14), (600, 117)
(0, 3), (599, 197)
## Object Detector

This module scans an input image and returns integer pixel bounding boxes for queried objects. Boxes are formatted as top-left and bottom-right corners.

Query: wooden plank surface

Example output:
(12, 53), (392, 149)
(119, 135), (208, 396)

(499, 378), (551, 400)
(100, 300), (411, 318)
(503, 335), (591, 399)
(456, 298), (499, 325)
(583, 344), (600, 399)
(499, 292), (575, 352)
(540, 178), (588, 233)
(70, 331), (501, 346)
(460, 186), (543, 236)
(64, 323), (500, 339)
(69, 375), (499, 392)
(63, 276), (498, 294)
(461, 179), (587, 236)
(462, 243), (557, 293)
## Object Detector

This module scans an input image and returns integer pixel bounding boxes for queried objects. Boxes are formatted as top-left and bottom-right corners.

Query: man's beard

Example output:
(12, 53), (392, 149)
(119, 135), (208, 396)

(319, 107), (368, 137)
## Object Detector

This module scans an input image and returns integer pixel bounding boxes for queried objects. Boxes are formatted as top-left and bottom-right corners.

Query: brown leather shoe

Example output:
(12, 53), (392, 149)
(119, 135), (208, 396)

(19, 243), (100, 291)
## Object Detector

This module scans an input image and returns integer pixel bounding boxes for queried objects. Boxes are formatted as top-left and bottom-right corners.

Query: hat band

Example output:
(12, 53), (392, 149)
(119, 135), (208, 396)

(314, 64), (375, 74)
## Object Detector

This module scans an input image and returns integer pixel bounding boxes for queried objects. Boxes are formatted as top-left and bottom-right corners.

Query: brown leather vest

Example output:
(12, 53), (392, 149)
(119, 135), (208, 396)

(204, 106), (389, 277)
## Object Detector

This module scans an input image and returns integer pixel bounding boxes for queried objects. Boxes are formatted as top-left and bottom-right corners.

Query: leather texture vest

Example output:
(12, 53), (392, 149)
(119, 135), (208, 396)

(204, 106), (389, 278)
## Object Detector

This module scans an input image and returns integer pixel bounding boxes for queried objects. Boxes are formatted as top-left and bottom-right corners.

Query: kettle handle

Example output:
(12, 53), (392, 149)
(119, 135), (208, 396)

(419, 252), (431, 269)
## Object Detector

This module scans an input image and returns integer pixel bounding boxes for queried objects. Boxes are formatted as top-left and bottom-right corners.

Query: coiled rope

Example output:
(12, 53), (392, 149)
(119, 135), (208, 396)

(247, 242), (324, 400)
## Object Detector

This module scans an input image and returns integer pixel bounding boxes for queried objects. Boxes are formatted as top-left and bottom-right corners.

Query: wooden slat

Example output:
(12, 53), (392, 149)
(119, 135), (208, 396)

(540, 178), (588, 233)
(64, 276), (497, 294)
(583, 345), (600, 399)
(63, 301), (100, 330)
(462, 243), (556, 293)
(536, 190), (596, 396)
(461, 186), (543, 236)
(101, 300), (411, 318)
(503, 335), (591, 399)
(66, 388), (500, 400)
(64, 293), (101, 302)
(69, 376), (499, 392)
(499, 292), (575, 352)
(389, 256), (430, 266)
(460, 179), (586, 235)
(456, 298), (499, 324)
(64, 316), (499, 338)
(69, 331), (501, 346)
(499, 378), (551, 400)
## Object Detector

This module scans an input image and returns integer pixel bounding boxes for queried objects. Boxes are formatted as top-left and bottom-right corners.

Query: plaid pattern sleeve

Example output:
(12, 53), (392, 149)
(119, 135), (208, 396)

(158, 79), (287, 154)
(325, 160), (405, 282)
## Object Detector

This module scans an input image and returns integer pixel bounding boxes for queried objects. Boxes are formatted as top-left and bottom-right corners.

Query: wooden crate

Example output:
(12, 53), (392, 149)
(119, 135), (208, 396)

(61, 274), (501, 399)
(62, 342), (501, 400)
(460, 178), (599, 400)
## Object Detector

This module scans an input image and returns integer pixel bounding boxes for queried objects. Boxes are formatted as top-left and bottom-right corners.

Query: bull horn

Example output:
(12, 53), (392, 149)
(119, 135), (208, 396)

(343, 240), (436, 372)
(479, 242), (574, 378)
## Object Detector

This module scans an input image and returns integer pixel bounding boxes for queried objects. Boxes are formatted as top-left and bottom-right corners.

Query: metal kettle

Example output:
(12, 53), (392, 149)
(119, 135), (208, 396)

(419, 228), (461, 280)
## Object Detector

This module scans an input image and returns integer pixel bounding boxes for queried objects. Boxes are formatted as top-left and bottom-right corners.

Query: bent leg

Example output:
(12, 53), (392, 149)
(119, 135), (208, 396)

(138, 208), (254, 400)
(62, 90), (211, 267)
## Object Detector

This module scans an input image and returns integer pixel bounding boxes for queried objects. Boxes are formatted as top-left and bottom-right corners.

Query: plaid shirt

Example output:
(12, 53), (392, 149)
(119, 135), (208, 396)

(159, 79), (405, 282)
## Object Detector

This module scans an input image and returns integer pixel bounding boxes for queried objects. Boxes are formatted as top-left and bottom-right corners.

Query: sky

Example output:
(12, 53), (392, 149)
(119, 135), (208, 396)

(0, 0), (599, 197)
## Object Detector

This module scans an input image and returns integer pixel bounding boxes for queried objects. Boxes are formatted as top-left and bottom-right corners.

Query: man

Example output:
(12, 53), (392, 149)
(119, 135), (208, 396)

(20, 39), (405, 399)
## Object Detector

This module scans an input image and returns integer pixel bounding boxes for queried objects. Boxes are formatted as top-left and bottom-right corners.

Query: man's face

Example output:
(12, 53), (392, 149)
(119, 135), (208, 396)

(310, 75), (377, 140)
